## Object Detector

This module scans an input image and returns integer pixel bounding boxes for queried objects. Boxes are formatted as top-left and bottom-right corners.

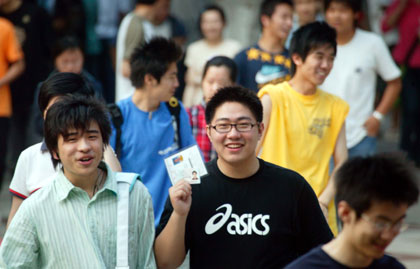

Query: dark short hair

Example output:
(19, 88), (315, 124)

(289, 21), (337, 76)
(130, 37), (182, 88)
(260, 0), (293, 19)
(335, 155), (419, 219)
(324, 0), (362, 13)
(38, 72), (95, 114)
(136, 0), (156, 4)
(199, 4), (226, 36)
(52, 36), (82, 60)
(205, 86), (263, 124)
(44, 95), (111, 168)
(202, 56), (237, 82)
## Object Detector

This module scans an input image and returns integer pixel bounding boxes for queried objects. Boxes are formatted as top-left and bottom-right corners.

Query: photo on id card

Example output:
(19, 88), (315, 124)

(164, 145), (207, 185)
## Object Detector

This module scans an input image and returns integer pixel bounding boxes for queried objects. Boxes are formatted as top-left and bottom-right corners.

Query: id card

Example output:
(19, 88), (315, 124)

(164, 145), (207, 185)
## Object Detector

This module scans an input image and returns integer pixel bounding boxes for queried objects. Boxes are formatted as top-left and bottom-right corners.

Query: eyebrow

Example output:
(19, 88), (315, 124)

(376, 214), (406, 222)
(214, 116), (253, 122)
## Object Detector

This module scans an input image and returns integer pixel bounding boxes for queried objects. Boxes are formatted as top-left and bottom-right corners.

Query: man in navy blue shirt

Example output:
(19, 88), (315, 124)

(286, 155), (419, 268)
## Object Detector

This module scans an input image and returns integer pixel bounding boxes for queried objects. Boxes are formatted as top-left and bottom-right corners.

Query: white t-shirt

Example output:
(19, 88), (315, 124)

(321, 29), (401, 148)
(9, 142), (60, 198)
(183, 39), (241, 107)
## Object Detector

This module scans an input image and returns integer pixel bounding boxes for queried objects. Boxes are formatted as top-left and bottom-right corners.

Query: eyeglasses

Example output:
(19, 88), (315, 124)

(209, 122), (259, 133)
(361, 214), (409, 233)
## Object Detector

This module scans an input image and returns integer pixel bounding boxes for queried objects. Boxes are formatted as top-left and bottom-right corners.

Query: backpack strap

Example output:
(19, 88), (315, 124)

(166, 97), (182, 148)
(107, 104), (124, 159)
(115, 173), (140, 269)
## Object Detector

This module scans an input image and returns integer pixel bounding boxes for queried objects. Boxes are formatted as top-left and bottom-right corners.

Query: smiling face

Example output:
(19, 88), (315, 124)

(53, 120), (103, 182)
(262, 3), (293, 42)
(292, 44), (335, 85)
(202, 66), (233, 103)
(151, 62), (179, 102)
(343, 201), (408, 261)
(207, 102), (263, 166)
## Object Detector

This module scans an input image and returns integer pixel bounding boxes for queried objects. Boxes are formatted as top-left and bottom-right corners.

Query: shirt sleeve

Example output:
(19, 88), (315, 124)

(0, 202), (40, 268)
(373, 34), (401, 81)
(233, 50), (245, 86)
(295, 176), (334, 255)
(4, 21), (23, 63)
(135, 182), (157, 269)
(123, 16), (144, 60)
(9, 150), (30, 199)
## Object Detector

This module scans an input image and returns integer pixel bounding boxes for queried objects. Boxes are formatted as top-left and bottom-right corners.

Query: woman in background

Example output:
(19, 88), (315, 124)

(187, 56), (237, 162)
(183, 4), (241, 107)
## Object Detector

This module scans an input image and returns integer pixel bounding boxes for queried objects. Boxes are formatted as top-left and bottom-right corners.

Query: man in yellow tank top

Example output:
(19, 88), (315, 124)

(257, 21), (349, 235)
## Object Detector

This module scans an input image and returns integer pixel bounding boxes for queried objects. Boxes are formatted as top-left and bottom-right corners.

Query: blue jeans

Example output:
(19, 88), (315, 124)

(348, 136), (377, 158)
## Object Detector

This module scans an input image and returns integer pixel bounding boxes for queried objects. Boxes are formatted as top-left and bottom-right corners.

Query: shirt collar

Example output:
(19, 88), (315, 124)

(40, 140), (49, 152)
(56, 161), (118, 201)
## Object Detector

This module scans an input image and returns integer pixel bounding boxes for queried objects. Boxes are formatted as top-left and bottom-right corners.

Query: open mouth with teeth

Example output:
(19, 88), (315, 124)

(79, 157), (94, 165)
(226, 144), (243, 149)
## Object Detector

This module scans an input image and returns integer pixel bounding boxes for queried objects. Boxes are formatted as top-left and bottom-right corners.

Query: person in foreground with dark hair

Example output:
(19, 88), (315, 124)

(155, 86), (333, 268)
(257, 21), (349, 235)
(6, 72), (121, 229)
(0, 95), (156, 268)
(109, 37), (196, 226)
(285, 155), (419, 268)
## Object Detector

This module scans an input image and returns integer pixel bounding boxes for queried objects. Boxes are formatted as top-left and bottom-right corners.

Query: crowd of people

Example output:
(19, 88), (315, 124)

(0, 0), (420, 268)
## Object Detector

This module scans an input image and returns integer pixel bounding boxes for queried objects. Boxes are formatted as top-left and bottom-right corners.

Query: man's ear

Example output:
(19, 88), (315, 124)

(52, 150), (60, 161)
(260, 14), (271, 29)
(206, 125), (213, 142)
(291, 53), (303, 67)
(337, 200), (354, 225)
(144, 73), (157, 87)
(258, 122), (264, 140)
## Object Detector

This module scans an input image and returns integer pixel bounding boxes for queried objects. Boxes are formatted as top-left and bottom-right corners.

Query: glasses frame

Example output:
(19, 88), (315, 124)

(209, 122), (259, 134)
(361, 213), (409, 233)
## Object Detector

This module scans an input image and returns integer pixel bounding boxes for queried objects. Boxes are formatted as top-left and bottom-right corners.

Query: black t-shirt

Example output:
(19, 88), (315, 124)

(0, 2), (53, 107)
(284, 246), (405, 268)
(157, 159), (333, 268)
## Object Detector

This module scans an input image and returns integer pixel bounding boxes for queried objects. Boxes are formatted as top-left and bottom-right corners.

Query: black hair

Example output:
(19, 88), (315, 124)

(198, 4), (226, 36)
(130, 37), (182, 88)
(202, 56), (237, 82)
(136, 0), (156, 4)
(52, 36), (82, 60)
(260, 0), (293, 19)
(289, 21), (337, 76)
(38, 72), (95, 114)
(44, 95), (111, 168)
(335, 155), (419, 219)
(324, 0), (362, 13)
(205, 86), (263, 124)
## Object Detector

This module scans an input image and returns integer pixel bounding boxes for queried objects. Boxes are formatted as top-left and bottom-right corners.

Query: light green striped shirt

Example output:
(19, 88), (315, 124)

(0, 163), (156, 268)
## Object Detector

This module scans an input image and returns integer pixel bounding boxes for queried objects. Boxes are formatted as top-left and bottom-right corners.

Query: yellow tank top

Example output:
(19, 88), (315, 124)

(258, 82), (349, 235)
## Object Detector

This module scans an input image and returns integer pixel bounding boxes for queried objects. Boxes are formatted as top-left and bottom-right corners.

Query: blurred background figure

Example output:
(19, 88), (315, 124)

(382, 0), (420, 167)
(0, 0), (53, 182)
(186, 56), (237, 162)
(0, 17), (24, 190)
(27, 36), (103, 144)
(182, 4), (241, 107)
(285, 0), (322, 48)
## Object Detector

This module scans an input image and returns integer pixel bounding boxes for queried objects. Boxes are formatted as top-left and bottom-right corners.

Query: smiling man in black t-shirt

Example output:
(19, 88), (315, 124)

(154, 86), (333, 268)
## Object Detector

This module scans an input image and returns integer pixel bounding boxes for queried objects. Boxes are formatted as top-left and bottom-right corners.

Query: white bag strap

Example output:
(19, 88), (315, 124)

(116, 173), (139, 269)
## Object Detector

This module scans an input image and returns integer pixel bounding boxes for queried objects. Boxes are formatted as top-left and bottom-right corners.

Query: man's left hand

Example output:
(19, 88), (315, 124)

(363, 116), (380, 137)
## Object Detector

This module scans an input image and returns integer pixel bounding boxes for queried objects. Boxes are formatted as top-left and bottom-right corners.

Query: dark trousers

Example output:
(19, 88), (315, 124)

(0, 117), (10, 189)
(400, 67), (420, 164)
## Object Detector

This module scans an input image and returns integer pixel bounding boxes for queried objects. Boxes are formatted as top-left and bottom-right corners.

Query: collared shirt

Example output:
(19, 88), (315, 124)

(0, 163), (156, 268)
(187, 102), (216, 162)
